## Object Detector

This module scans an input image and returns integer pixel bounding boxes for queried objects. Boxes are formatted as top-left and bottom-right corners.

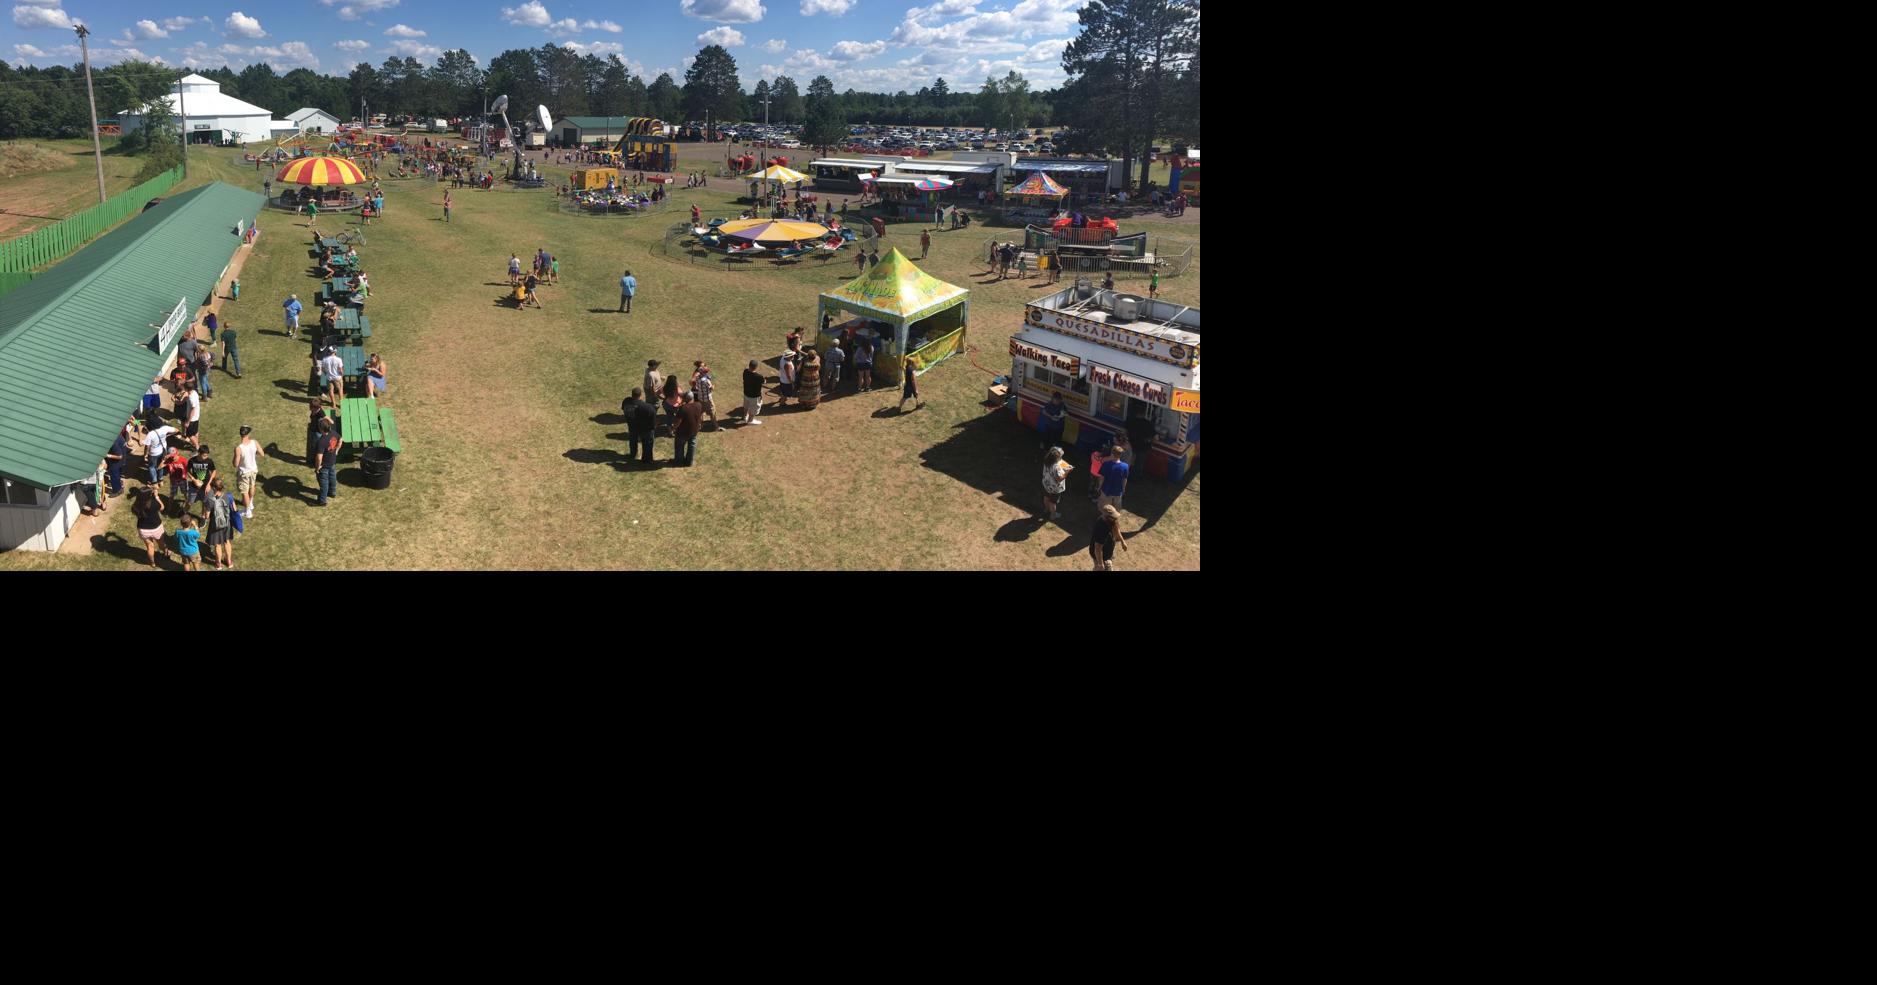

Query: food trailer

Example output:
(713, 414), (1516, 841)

(1009, 283), (1200, 480)
(816, 248), (968, 386)
(809, 157), (906, 193)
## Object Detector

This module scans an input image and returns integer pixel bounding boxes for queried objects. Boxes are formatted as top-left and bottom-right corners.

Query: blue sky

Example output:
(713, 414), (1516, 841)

(9, 0), (1085, 94)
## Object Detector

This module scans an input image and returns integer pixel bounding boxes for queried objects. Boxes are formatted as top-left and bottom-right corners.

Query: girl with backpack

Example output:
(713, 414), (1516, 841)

(204, 476), (237, 570)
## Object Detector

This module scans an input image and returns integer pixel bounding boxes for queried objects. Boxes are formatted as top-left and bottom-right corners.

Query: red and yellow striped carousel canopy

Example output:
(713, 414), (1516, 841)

(276, 156), (368, 185)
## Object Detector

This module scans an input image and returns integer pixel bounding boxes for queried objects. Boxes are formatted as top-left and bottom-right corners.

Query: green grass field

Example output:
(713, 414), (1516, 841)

(0, 139), (151, 239)
(1, 140), (1199, 570)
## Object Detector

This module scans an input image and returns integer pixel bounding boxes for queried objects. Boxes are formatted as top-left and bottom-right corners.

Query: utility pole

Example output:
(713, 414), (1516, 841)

(177, 72), (189, 179)
(762, 89), (771, 127)
(74, 23), (107, 203)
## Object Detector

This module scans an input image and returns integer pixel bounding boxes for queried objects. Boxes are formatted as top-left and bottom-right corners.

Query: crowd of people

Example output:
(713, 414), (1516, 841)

(98, 304), (254, 568)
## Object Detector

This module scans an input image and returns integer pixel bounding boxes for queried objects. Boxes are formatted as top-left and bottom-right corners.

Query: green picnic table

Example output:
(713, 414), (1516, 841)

(339, 345), (365, 385)
(334, 308), (370, 339)
(320, 277), (362, 303)
(318, 237), (344, 250)
(329, 254), (359, 270)
(325, 397), (401, 453)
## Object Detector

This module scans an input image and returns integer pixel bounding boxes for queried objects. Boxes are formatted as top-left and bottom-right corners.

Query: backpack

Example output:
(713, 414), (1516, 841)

(209, 491), (230, 529)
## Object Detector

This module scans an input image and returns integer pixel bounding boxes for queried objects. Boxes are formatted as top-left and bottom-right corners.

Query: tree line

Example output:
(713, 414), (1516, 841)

(2, 0), (1201, 181)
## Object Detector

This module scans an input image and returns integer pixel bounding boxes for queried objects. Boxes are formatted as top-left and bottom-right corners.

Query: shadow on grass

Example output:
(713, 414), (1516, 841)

(591, 412), (628, 426)
(264, 473), (320, 506)
(564, 447), (668, 472)
(918, 412), (1193, 540)
(90, 531), (163, 566)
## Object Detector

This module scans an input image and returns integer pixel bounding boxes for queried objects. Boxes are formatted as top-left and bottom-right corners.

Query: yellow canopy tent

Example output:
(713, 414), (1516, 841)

(817, 248), (969, 384)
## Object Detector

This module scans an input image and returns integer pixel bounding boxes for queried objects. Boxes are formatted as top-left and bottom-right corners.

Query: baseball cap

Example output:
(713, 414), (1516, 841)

(239, 425), (253, 435)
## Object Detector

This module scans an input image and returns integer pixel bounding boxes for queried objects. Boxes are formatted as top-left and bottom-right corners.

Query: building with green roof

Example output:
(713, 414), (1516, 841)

(0, 181), (262, 551)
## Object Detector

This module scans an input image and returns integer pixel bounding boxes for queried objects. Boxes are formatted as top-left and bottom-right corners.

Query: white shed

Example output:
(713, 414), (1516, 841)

(287, 107), (341, 134)
(121, 74), (278, 146)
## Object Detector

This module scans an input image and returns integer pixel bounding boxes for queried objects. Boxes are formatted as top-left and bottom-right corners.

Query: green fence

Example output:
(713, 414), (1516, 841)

(0, 166), (184, 276)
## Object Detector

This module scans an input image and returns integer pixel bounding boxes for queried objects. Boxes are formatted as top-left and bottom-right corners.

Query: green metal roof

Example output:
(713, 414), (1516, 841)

(557, 116), (634, 130)
(0, 182), (262, 489)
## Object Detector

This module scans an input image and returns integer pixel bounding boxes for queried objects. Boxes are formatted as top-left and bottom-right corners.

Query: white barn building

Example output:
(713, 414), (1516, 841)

(121, 74), (279, 146)
(287, 107), (342, 134)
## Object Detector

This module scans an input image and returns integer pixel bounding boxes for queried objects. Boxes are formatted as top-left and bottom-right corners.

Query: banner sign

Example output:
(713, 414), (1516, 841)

(906, 326), (966, 376)
(1009, 337), (1080, 375)
(154, 297), (189, 355)
(1087, 363), (1172, 408)
(1170, 388), (1201, 414)
(1025, 304), (1198, 367)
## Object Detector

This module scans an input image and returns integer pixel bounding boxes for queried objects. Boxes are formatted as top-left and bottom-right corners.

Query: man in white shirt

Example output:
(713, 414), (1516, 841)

(233, 424), (265, 519)
(180, 383), (202, 447)
(320, 349), (346, 407)
(142, 424), (178, 485)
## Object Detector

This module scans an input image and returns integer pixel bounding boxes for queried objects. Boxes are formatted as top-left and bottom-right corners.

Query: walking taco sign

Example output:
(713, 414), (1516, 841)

(1026, 303), (1199, 368)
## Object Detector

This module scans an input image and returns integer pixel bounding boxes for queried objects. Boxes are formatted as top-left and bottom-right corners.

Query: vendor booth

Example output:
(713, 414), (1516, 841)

(817, 249), (969, 386)
(1007, 170), (1069, 211)
(809, 157), (905, 193)
(1009, 284), (1200, 481)
(864, 175), (953, 222)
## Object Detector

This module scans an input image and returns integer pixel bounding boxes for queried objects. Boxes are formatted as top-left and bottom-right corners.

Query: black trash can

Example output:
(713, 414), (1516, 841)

(360, 447), (396, 490)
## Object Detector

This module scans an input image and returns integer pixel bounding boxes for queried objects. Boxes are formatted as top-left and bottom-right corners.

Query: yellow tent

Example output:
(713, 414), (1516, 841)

(817, 248), (969, 384)
(746, 164), (810, 185)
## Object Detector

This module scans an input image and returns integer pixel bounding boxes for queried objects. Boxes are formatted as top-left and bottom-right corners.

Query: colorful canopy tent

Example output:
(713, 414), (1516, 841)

(816, 248), (969, 385)
(718, 218), (829, 241)
(277, 156), (367, 185)
(911, 177), (954, 191)
(1009, 169), (1068, 206)
(747, 164), (810, 184)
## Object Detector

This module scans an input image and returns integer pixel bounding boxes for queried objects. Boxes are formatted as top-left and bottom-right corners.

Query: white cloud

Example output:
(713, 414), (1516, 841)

(224, 11), (267, 38)
(680, 0), (765, 24)
(909, 0), (979, 21)
(760, 38), (786, 53)
(274, 40), (320, 68)
(1021, 38), (1067, 62)
(501, 1), (551, 27)
(162, 16), (196, 30)
(697, 26), (745, 46)
(800, 0), (854, 15)
(581, 19), (620, 32)
(15, 0), (63, 5)
(13, 43), (50, 58)
(12, 5), (76, 29)
(334, 39), (371, 51)
(560, 40), (622, 56)
(546, 17), (579, 35)
(681, 55), (695, 68)
(383, 23), (424, 37)
(388, 40), (441, 60)
(135, 19), (170, 38)
(320, 0), (400, 19)
(829, 39), (885, 60)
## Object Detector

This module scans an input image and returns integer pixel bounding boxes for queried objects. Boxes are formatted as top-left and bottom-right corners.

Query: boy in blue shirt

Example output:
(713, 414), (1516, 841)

(618, 270), (637, 313)
(1097, 443), (1130, 513)
(174, 513), (202, 571)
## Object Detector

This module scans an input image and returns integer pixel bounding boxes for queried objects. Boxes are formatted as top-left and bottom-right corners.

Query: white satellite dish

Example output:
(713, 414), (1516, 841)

(491, 94), (510, 114)
(536, 104), (552, 133)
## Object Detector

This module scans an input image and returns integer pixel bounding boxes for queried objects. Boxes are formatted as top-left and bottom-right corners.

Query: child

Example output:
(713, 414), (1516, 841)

(185, 443), (216, 510)
(1088, 445), (1105, 503)
(162, 446), (191, 505)
(175, 512), (202, 571)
